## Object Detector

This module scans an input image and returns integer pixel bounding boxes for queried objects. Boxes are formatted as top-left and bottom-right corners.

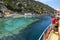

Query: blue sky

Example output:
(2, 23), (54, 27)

(35, 0), (60, 10)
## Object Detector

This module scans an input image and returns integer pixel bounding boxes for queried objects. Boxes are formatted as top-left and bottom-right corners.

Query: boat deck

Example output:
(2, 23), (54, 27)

(48, 31), (58, 40)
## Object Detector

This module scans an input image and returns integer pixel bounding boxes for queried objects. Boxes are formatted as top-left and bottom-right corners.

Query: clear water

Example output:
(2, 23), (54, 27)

(0, 16), (52, 40)
(0, 17), (39, 37)
(4, 18), (33, 31)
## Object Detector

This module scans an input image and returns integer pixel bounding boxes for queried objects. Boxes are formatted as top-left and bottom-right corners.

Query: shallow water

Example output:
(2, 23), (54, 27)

(0, 17), (39, 37)
(0, 16), (52, 40)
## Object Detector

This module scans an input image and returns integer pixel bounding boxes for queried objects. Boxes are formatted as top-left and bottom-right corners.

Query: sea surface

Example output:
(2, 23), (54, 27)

(0, 16), (52, 40)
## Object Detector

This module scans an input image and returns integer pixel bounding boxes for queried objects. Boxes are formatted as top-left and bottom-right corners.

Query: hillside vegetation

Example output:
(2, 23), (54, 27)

(1, 0), (56, 15)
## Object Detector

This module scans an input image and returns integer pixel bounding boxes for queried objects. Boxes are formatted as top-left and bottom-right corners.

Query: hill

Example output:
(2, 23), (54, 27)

(1, 0), (56, 15)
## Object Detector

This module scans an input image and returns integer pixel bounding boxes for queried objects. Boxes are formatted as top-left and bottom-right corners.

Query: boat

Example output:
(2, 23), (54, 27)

(43, 10), (60, 40)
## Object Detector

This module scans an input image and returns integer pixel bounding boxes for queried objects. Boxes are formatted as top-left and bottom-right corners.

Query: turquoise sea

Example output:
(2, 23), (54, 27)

(0, 16), (51, 40)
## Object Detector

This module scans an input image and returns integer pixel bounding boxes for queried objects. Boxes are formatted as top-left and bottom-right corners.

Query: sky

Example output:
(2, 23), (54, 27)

(36, 0), (60, 10)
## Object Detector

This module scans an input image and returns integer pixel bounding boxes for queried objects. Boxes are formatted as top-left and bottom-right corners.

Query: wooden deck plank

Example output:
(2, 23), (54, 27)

(48, 31), (58, 40)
